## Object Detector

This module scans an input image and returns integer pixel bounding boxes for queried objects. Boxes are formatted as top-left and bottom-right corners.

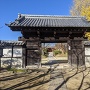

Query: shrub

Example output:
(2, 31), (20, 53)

(7, 68), (25, 73)
(43, 49), (48, 57)
(53, 50), (62, 56)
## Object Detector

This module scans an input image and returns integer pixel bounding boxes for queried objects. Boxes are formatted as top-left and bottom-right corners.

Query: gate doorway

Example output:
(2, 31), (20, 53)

(41, 43), (68, 66)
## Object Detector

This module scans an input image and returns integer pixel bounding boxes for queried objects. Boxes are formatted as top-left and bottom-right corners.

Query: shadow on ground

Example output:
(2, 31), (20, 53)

(0, 67), (90, 90)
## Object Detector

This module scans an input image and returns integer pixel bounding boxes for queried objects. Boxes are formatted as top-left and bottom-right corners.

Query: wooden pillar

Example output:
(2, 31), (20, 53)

(0, 48), (3, 70)
(22, 46), (26, 68)
(38, 41), (41, 67)
(10, 46), (13, 68)
(68, 40), (85, 66)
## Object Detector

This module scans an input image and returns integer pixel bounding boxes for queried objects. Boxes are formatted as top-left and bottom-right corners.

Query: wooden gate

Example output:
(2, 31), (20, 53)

(26, 39), (41, 66)
(26, 49), (41, 65)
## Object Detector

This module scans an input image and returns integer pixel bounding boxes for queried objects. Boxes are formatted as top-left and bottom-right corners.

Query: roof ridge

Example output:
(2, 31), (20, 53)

(18, 13), (85, 19)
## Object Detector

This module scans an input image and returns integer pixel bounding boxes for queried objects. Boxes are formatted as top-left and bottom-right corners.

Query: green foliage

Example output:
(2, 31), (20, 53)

(7, 68), (25, 73)
(43, 49), (48, 57)
(7, 68), (17, 72)
(53, 50), (62, 56)
(85, 32), (90, 40)
(17, 69), (25, 72)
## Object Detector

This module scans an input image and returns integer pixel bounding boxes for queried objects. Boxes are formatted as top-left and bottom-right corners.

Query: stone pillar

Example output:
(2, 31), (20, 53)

(68, 40), (85, 66)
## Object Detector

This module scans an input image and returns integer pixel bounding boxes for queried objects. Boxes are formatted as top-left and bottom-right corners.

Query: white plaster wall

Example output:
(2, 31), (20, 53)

(85, 47), (90, 67)
(1, 47), (23, 68)
(1, 58), (22, 68)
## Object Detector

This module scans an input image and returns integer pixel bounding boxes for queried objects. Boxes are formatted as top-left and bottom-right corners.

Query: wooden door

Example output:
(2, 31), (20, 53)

(26, 49), (41, 65)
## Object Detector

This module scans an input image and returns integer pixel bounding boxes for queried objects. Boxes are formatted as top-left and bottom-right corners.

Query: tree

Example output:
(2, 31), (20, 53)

(71, 0), (90, 21)
(55, 43), (67, 54)
(71, 0), (90, 40)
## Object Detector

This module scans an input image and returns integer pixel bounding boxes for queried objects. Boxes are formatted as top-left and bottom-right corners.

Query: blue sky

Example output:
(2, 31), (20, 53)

(0, 0), (72, 40)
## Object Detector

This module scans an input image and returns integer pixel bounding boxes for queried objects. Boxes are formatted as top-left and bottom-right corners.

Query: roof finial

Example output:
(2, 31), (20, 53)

(18, 13), (21, 18)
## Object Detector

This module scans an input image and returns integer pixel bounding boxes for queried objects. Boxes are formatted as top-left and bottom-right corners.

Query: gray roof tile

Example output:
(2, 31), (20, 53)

(0, 40), (24, 46)
(7, 14), (90, 28)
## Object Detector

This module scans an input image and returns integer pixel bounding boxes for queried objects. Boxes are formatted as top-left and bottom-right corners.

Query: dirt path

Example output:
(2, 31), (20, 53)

(49, 69), (67, 90)
(0, 67), (90, 90)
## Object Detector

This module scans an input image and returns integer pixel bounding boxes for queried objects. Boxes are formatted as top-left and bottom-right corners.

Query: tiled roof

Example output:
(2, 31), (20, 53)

(0, 40), (24, 46)
(7, 14), (90, 28)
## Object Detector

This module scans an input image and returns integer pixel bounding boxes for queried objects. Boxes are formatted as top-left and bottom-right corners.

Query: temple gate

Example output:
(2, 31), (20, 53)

(6, 14), (90, 68)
